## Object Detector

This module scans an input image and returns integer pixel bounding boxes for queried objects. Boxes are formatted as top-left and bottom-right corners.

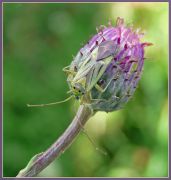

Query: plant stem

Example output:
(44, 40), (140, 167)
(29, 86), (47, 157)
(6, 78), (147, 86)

(16, 105), (93, 177)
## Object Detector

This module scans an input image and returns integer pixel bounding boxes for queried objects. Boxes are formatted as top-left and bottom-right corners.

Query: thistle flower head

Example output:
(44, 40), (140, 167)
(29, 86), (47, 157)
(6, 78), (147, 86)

(67, 17), (152, 112)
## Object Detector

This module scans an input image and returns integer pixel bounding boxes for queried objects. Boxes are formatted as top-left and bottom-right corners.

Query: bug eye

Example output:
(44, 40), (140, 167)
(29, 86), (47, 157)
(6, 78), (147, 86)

(73, 86), (76, 89)
(78, 90), (81, 93)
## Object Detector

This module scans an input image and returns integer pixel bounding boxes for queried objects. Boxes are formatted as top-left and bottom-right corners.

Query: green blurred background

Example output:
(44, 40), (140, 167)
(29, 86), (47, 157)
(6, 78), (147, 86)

(3, 2), (168, 177)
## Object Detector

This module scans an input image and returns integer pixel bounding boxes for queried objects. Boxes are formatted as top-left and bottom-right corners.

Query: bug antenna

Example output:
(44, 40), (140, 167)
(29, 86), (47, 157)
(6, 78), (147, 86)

(27, 96), (73, 107)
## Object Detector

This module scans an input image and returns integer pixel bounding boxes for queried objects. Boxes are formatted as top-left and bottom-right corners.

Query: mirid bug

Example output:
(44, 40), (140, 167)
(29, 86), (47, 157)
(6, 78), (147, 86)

(63, 40), (118, 105)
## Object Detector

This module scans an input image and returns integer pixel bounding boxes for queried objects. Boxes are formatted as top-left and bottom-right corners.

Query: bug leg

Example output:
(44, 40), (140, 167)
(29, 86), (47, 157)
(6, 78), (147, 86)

(62, 65), (70, 72)
(89, 98), (109, 105)
(95, 77), (114, 93)
(76, 109), (107, 156)
(88, 91), (107, 103)
(95, 84), (104, 92)
(63, 66), (76, 75)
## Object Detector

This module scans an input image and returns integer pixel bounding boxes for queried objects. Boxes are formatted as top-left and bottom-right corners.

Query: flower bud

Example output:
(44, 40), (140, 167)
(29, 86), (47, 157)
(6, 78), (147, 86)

(67, 17), (152, 112)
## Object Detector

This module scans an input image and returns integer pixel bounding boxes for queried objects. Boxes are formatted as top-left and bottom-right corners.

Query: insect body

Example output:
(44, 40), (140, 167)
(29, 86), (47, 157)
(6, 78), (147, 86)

(63, 40), (117, 103)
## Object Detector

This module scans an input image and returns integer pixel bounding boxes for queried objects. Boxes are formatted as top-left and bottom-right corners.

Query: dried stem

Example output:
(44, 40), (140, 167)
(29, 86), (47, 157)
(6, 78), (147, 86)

(16, 105), (93, 177)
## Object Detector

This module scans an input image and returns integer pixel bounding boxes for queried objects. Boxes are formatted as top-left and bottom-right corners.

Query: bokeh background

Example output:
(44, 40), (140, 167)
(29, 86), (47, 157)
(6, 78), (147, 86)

(3, 2), (168, 177)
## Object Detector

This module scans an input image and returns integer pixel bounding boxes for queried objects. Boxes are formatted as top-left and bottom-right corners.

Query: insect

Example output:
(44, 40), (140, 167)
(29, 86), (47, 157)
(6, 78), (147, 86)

(63, 40), (118, 104)
(28, 40), (118, 107)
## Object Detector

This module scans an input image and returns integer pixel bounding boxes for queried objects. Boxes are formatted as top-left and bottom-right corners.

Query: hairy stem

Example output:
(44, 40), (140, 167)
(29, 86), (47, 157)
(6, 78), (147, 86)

(16, 105), (93, 177)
